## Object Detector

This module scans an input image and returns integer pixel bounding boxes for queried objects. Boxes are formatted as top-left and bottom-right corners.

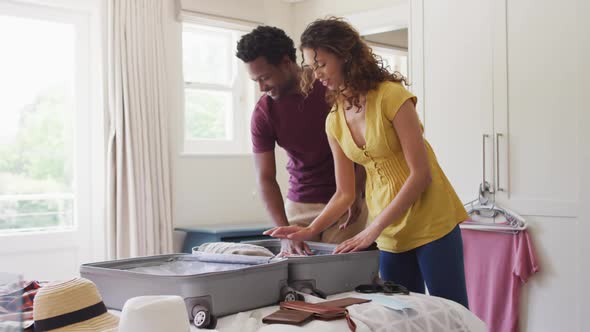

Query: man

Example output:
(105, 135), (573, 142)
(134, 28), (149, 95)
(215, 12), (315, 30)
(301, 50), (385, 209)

(236, 26), (367, 255)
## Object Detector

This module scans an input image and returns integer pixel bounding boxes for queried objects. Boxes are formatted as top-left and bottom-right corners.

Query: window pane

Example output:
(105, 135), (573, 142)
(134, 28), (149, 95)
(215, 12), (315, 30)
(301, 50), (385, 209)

(380, 54), (395, 71)
(374, 49), (408, 78)
(183, 25), (233, 85)
(184, 89), (232, 140)
(0, 15), (75, 232)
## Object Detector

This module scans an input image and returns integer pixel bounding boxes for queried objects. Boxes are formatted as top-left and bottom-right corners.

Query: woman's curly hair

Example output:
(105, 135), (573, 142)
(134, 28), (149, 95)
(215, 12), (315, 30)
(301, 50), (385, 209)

(300, 17), (408, 111)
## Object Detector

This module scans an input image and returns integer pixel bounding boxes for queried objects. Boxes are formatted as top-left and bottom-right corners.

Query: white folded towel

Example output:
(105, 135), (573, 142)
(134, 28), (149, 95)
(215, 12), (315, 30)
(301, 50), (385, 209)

(197, 242), (274, 257)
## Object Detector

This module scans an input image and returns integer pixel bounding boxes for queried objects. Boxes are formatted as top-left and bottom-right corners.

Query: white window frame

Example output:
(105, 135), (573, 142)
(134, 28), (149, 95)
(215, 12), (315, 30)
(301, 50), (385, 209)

(0, 0), (105, 263)
(180, 12), (258, 156)
(368, 42), (409, 78)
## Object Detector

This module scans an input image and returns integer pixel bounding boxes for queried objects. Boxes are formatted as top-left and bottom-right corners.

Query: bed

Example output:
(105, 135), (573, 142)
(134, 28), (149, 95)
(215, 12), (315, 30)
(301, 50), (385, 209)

(112, 290), (485, 332)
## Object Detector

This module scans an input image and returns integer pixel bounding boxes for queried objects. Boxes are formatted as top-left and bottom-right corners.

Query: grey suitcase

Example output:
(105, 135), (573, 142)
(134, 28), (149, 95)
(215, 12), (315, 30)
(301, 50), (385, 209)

(80, 253), (288, 328)
(196, 240), (380, 299)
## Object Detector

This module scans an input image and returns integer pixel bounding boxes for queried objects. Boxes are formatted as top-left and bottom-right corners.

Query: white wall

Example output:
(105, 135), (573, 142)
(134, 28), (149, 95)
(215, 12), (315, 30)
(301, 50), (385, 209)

(364, 29), (408, 49)
(166, 0), (295, 227)
(579, 1), (590, 329)
(293, 0), (407, 39)
(178, 0), (295, 29)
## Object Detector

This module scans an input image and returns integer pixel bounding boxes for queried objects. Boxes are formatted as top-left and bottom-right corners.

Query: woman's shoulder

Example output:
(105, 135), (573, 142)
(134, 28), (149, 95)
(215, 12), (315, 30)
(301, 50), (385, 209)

(373, 81), (417, 120)
(325, 105), (339, 125)
(375, 80), (408, 96)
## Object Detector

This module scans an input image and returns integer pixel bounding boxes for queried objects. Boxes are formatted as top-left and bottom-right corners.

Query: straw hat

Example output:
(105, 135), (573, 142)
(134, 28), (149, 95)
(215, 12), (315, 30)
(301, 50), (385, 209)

(116, 296), (190, 332)
(32, 277), (119, 332)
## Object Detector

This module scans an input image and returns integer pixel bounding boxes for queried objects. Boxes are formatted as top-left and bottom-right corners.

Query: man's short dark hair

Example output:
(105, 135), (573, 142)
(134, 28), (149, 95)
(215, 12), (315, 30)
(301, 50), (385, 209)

(236, 26), (296, 65)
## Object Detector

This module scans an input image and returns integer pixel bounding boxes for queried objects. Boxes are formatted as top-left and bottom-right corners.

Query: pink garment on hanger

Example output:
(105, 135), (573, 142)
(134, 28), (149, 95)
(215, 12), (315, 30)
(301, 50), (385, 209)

(462, 229), (539, 332)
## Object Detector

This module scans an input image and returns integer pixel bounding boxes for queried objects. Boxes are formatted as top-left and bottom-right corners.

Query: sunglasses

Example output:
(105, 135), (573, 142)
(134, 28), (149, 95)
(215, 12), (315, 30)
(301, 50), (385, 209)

(354, 281), (410, 295)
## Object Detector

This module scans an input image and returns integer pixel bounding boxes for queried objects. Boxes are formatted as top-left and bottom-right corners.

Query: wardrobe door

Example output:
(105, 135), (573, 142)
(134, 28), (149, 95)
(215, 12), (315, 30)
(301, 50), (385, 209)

(494, 0), (582, 217)
(421, 0), (494, 203)
(493, 3), (586, 331)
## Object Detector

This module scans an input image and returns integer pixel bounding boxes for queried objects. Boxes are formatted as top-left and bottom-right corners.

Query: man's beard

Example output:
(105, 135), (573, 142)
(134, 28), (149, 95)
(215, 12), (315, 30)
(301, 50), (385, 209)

(278, 75), (298, 96)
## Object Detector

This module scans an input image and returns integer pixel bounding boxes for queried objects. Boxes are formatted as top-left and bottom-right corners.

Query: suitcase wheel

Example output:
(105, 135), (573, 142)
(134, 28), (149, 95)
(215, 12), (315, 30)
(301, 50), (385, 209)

(282, 290), (305, 302)
(192, 305), (211, 328)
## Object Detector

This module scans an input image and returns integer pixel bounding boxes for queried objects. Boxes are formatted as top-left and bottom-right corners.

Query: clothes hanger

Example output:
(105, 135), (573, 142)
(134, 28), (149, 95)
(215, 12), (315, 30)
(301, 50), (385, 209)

(461, 182), (527, 233)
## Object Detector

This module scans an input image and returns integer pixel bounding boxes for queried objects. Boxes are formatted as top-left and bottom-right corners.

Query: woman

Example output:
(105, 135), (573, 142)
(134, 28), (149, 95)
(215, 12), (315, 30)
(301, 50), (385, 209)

(264, 17), (469, 307)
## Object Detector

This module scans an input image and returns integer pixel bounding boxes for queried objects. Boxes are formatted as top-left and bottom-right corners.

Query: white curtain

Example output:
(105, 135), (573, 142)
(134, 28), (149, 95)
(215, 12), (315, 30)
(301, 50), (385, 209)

(106, 0), (173, 258)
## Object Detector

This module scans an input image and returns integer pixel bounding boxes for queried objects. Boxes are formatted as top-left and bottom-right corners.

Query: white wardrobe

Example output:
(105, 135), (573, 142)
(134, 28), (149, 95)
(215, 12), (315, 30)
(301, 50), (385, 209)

(410, 0), (588, 331)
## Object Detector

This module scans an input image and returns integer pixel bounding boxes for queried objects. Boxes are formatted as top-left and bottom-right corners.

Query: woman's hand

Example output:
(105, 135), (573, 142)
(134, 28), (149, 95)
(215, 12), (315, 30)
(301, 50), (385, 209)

(279, 239), (313, 256)
(333, 223), (382, 254)
(263, 225), (319, 242)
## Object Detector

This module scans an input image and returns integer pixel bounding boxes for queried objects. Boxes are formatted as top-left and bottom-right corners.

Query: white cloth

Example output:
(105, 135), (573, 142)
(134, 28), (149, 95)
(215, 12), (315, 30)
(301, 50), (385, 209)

(191, 252), (275, 265)
(346, 293), (486, 331)
(196, 242), (275, 257)
(105, 0), (173, 258)
(0, 321), (22, 332)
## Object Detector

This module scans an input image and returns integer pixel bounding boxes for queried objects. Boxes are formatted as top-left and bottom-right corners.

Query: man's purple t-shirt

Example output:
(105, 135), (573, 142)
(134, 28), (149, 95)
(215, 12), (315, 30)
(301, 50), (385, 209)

(251, 81), (335, 204)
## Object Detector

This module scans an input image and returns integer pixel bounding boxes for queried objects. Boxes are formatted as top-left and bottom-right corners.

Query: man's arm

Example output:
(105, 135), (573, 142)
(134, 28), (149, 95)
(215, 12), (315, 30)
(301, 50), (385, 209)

(264, 135), (356, 241)
(354, 163), (366, 198)
(340, 164), (366, 230)
(254, 151), (312, 255)
(253, 150), (289, 227)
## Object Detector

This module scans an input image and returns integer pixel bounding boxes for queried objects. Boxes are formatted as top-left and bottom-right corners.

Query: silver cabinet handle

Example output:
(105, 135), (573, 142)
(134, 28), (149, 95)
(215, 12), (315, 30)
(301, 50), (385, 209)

(482, 134), (488, 186)
(479, 134), (493, 200)
(480, 134), (491, 194)
(496, 133), (504, 191)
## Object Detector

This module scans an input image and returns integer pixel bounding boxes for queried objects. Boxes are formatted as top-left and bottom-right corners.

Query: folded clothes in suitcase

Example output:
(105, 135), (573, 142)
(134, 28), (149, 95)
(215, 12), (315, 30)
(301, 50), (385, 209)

(80, 253), (288, 329)
(197, 240), (380, 299)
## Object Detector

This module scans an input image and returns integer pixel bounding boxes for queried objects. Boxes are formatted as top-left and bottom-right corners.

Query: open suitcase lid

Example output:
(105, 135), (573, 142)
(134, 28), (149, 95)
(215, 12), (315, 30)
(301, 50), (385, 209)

(81, 253), (287, 277)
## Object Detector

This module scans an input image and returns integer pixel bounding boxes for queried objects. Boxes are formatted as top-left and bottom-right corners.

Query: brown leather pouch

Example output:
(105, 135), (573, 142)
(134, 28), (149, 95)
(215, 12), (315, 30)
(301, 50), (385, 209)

(262, 308), (314, 325)
(279, 301), (357, 332)
(319, 297), (371, 308)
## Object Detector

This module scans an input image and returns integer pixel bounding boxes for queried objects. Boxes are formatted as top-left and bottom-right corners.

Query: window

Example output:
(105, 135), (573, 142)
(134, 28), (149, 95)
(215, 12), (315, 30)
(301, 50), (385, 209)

(0, 0), (100, 237)
(182, 22), (256, 155)
(371, 44), (409, 80)
(0, 13), (78, 232)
